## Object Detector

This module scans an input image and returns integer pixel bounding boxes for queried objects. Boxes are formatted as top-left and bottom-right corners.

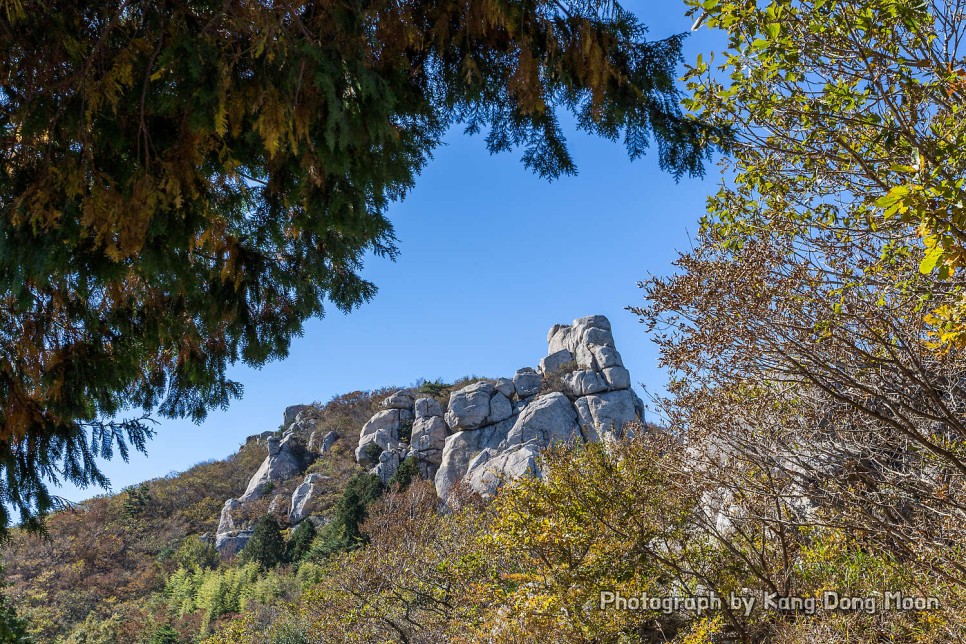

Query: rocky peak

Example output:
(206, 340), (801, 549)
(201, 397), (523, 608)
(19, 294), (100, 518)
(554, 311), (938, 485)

(353, 315), (644, 502)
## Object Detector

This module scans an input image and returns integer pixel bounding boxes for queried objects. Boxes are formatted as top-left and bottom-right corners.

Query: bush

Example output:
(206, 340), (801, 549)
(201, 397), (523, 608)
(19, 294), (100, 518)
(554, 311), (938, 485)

(242, 517), (286, 569)
(173, 535), (219, 572)
(417, 378), (450, 398)
(538, 360), (580, 396)
(397, 418), (413, 444)
(309, 473), (382, 560)
(362, 442), (382, 464)
(286, 521), (315, 564)
(150, 624), (179, 644)
(387, 457), (418, 490)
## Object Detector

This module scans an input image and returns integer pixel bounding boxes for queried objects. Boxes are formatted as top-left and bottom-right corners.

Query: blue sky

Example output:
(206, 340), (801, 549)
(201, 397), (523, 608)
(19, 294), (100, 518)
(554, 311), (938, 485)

(58, 2), (724, 502)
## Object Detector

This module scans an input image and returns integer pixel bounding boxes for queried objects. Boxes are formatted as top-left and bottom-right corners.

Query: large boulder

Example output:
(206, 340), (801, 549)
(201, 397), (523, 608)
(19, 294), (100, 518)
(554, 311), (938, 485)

(414, 396), (443, 419)
(506, 392), (580, 447)
(574, 389), (643, 442)
(494, 378), (515, 399)
(309, 430), (340, 453)
(464, 443), (541, 498)
(547, 324), (577, 355)
(290, 473), (329, 524)
(435, 417), (514, 500)
(356, 408), (412, 466)
(240, 432), (305, 501)
(217, 498), (242, 534)
(601, 366), (631, 391)
(487, 392), (513, 424)
(372, 449), (403, 486)
(562, 369), (608, 396)
(575, 343), (623, 371)
(215, 531), (252, 557)
(539, 349), (576, 375)
(411, 414), (449, 478)
(445, 381), (495, 431)
(283, 404), (310, 429)
(512, 368), (542, 398)
(383, 390), (415, 410)
(245, 430), (275, 445)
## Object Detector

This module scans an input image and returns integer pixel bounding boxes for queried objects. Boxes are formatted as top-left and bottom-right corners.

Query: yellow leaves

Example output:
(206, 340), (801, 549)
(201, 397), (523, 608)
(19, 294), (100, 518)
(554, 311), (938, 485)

(875, 184), (913, 219)
(920, 233), (944, 274)
(923, 302), (966, 350)
(675, 615), (724, 643)
(253, 89), (290, 158)
(508, 49), (545, 115)
(85, 46), (138, 122)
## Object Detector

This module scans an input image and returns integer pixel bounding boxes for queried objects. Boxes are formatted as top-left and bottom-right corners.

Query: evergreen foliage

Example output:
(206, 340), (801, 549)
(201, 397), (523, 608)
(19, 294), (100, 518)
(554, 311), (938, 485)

(286, 520), (315, 565)
(242, 517), (286, 570)
(311, 472), (383, 558)
(0, 567), (29, 644)
(386, 456), (418, 490)
(149, 625), (179, 644)
(0, 0), (718, 531)
(173, 535), (219, 572)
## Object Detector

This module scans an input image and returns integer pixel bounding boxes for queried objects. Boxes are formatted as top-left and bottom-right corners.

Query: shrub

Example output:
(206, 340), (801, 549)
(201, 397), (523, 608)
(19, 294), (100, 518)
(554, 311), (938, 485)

(173, 535), (219, 572)
(150, 624), (179, 644)
(362, 442), (382, 464)
(538, 360), (580, 396)
(286, 521), (316, 564)
(387, 457), (418, 490)
(417, 378), (450, 398)
(309, 473), (382, 560)
(242, 517), (286, 569)
(397, 418), (414, 444)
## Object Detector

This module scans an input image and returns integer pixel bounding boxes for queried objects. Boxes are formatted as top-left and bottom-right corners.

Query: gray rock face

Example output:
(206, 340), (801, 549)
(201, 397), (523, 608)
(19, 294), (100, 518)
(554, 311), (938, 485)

(383, 390), (415, 410)
(356, 408), (411, 466)
(435, 417), (515, 500)
(512, 368), (542, 398)
(562, 369), (608, 396)
(267, 494), (288, 517)
(283, 404), (310, 429)
(487, 392), (513, 424)
(217, 498), (242, 534)
(320, 431), (339, 452)
(215, 531), (252, 557)
(351, 314), (643, 504)
(464, 443), (541, 498)
(414, 396), (443, 419)
(290, 473), (328, 524)
(547, 324), (577, 355)
(539, 349), (575, 375)
(506, 392), (580, 447)
(245, 430), (275, 445)
(310, 430), (340, 453)
(240, 432), (305, 501)
(602, 366), (631, 391)
(372, 450), (402, 486)
(574, 389), (643, 442)
(411, 415), (449, 478)
(494, 378), (515, 399)
(445, 381), (495, 431)
(290, 408), (322, 434)
(576, 344), (623, 371)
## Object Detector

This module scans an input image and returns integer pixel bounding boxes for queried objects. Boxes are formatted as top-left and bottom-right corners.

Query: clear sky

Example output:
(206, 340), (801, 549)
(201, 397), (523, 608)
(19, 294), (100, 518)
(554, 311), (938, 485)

(58, 2), (724, 503)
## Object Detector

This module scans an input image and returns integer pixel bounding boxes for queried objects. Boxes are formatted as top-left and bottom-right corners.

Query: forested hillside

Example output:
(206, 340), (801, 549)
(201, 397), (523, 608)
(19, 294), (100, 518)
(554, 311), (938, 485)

(1, 389), (381, 642)
(6, 0), (966, 642)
